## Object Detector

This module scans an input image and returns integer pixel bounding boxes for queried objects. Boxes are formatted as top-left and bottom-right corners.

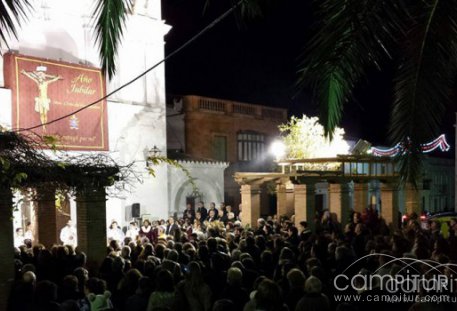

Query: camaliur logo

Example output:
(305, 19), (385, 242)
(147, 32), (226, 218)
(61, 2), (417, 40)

(333, 253), (457, 304)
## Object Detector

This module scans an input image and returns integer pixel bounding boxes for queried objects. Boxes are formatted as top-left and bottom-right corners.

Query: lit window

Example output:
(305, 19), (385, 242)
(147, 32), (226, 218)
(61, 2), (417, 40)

(237, 131), (265, 161)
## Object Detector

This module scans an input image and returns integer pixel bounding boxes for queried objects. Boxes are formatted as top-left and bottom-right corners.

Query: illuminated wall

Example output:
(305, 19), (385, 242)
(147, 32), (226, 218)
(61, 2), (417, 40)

(0, 0), (172, 226)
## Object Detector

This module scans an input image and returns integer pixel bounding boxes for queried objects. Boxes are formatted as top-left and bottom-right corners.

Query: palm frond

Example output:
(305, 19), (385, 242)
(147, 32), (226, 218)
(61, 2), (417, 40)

(0, 0), (31, 49)
(298, 0), (407, 138)
(390, 0), (457, 184)
(92, 0), (132, 79)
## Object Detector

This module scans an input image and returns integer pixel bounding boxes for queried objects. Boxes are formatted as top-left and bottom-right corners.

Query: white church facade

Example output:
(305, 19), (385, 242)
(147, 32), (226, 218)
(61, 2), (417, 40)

(0, 0), (184, 230)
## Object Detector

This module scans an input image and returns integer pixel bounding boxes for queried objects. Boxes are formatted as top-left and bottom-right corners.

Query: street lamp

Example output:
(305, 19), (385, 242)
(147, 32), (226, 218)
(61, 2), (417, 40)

(144, 145), (161, 167)
(270, 139), (286, 161)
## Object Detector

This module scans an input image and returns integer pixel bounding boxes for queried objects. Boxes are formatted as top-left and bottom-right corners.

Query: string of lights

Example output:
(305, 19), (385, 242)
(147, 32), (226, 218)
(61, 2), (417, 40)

(371, 134), (450, 157)
(14, 0), (244, 133)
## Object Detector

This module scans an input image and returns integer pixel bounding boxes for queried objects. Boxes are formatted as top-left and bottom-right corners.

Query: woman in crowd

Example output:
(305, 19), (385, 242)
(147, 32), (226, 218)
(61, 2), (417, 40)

(139, 219), (155, 243)
(107, 221), (125, 244)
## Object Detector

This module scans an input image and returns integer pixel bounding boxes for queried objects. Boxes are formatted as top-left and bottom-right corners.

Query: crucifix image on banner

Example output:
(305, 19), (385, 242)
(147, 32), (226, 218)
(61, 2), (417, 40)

(3, 53), (109, 151)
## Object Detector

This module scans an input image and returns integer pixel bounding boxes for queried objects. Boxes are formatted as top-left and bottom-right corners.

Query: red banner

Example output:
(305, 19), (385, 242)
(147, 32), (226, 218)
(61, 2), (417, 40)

(3, 53), (109, 151)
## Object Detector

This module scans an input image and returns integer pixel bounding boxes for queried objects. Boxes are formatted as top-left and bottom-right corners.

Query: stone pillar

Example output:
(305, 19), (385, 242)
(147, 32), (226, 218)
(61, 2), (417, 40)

(353, 182), (369, 213)
(405, 183), (421, 215)
(276, 181), (287, 217)
(381, 183), (400, 229)
(0, 186), (14, 310)
(328, 183), (351, 226)
(286, 187), (295, 217)
(240, 184), (261, 228)
(36, 187), (57, 248)
(75, 187), (107, 272)
(294, 183), (316, 230)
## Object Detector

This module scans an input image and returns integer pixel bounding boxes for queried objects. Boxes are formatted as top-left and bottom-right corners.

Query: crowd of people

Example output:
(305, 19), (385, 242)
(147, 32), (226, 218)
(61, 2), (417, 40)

(7, 201), (457, 311)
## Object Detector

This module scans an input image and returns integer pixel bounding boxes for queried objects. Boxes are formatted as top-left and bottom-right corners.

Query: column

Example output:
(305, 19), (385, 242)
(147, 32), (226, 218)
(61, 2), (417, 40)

(276, 181), (287, 217)
(0, 185), (14, 310)
(294, 183), (316, 230)
(328, 183), (351, 226)
(240, 184), (261, 228)
(381, 183), (400, 229)
(353, 182), (369, 213)
(286, 187), (295, 217)
(36, 186), (57, 248)
(405, 182), (421, 215)
(75, 186), (107, 272)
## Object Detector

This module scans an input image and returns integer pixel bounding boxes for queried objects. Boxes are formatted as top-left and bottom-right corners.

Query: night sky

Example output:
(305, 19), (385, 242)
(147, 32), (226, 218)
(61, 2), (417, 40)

(162, 0), (455, 149)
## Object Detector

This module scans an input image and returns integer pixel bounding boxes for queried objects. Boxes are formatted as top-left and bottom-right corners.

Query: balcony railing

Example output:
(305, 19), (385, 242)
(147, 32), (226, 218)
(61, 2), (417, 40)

(184, 95), (287, 121)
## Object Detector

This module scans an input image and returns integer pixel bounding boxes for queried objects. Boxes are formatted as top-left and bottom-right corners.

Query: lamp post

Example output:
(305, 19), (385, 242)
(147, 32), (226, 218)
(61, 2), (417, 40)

(145, 145), (161, 167)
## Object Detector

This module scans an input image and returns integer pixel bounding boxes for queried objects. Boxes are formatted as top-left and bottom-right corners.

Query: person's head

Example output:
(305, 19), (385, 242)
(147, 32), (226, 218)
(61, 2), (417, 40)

(62, 275), (79, 293)
(187, 261), (203, 283)
(226, 205), (232, 213)
(23, 271), (36, 285)
(299, 221), (308, 230)
(430, 220), (441, 231)
(74, 267), (89, 284)
(218, 209), (224, 217)
(110, 221), (118, 229)
(353, 212), (361, 224)
(305, 276), (322, 294)
(210, 202), (216, 209)
(167, 249), (179, 262)
(186, 203), (192, 210)
(121, 246), (131, 258)
(254, 279), (283, 310)
(35, 280), (58, 303)
(136, 276), (153, 295)
(143, 219), (151, 227)
(209, 209), (216, 218)
(155, 269), (174, 292)
(212, 299), (234, 311)
(197, 202), (203, 208)
(287, 268), (305, 289)
(288, 226), (298, 237)
(129, 221), (137, 229)
(16, 228), (23, 235)
(195, 212), (202, 220)
(67, 220), (73, 227)
(168, 217), (175, 225)
(112, 256), (125, 272)
(227, 267), (243, 286)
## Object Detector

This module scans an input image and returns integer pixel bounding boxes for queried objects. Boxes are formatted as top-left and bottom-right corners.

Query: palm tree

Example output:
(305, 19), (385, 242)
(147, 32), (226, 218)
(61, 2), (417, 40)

(296, 0), (457, 184)
(0, 0), (132, 79)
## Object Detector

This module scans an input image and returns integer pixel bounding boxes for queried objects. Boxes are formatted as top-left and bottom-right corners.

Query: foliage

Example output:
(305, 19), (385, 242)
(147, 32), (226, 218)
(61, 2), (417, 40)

(93, 0), (132, 79)
(279, 115), (349, 160)
(0, 0), (31, 49)
(0, 131), (128, 194)
(295, 0), (457, 184)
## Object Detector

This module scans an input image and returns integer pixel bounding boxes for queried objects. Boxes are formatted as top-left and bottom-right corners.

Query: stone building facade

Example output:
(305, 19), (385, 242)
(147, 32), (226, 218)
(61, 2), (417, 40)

(167, 95), (288, 209)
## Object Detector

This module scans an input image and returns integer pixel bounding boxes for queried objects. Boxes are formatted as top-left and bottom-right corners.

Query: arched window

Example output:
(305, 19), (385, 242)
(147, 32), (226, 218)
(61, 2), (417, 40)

(237, 131), (265, 161)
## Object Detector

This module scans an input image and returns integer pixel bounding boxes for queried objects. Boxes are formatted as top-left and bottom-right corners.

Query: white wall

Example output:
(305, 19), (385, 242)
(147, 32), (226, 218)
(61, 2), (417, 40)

(168, 161), (228, 216)
(0, 0), (171, 227)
